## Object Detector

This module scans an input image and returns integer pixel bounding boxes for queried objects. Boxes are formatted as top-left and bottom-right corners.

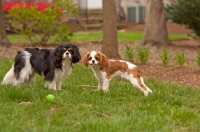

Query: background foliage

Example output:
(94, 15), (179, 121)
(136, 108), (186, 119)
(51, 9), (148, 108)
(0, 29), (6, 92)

(4, 1), (77, 45)
(166, 0), (200, 37)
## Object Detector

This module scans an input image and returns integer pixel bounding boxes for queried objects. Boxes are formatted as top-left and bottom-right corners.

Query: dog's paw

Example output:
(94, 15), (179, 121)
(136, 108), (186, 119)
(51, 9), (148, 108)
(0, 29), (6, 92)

(103, 89), (109, 93)
(143, 89), (152, 96)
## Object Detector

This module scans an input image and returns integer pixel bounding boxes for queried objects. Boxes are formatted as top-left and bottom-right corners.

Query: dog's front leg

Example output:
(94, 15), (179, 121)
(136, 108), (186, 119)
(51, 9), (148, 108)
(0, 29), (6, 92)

(97, 78), (103, 90)
(102, 79), (110, 93)
(45, 80), (57, 90)
(56, 80), (62, 90)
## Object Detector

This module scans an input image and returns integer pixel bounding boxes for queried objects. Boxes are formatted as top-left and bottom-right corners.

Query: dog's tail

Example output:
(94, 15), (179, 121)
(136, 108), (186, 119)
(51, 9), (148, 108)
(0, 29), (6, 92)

(14, 51), (27, 79)
(2, 64), (15, 85)
(2, 51), (34, 85)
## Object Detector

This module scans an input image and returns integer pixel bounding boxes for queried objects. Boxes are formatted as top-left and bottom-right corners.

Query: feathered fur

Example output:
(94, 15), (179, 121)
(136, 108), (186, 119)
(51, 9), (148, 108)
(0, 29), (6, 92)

(2, 43), (81, 90)
(82, 51), (152, 96)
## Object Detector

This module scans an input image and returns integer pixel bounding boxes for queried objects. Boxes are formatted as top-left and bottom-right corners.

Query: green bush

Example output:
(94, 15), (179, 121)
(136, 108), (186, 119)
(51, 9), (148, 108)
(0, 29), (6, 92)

(175, 52), (186, 67)
(6, 1), (77, 45)
(54, 0), (78, 17)
(160, 49), (169, 67)
(125, 45), (134, 62)
(166, 0), (200, 37)
(138, 46), (149, 64)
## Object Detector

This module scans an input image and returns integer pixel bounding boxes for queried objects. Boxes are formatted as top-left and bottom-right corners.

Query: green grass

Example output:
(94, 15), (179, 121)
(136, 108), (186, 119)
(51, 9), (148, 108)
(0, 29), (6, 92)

(8, 32), (189, 43)
(0, 58), (200, 132)
(71, 32), (189, 42)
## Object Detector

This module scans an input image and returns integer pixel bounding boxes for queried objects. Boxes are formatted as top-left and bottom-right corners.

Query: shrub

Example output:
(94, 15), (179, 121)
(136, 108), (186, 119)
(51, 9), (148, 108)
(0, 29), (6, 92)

(4, 1), (77, 45)
(54, 0), (78, 17)
(2, 2), (55, 12)
(138, 46), (149, 64)
(166, 0), (200, 37)
(175, 52), (186, 67)
(160, 49), (169, 67)
(125, 45), (134, 62)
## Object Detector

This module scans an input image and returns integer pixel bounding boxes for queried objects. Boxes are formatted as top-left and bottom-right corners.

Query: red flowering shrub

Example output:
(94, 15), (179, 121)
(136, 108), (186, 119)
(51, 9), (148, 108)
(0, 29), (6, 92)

(3, 2), (56, 12)
(4, 2), (71, 45)
(3, 1), (77, 45)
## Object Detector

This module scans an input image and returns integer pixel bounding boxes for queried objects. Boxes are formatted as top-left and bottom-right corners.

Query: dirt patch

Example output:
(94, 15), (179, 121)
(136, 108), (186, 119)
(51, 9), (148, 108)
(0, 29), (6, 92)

(1, 22), (200, 88)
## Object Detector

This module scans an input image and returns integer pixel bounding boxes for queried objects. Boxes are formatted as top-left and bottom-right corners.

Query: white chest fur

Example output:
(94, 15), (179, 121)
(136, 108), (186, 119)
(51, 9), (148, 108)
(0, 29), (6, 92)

(55, 58), (72, 80)
(45, 58), (73, 90)
(90, 65), (104, 79)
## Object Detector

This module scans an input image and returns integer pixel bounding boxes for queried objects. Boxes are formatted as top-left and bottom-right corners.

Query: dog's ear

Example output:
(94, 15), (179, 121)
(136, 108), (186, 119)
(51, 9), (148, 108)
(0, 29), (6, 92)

(71, 45), (81, 63)
(82, 52), (90, 67)
(54, 45), (63, 67)
(98, 52), (108, 70)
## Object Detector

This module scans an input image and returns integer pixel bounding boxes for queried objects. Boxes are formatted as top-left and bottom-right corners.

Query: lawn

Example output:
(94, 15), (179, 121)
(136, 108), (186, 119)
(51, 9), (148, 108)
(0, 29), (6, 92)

(71, 32), (189, 42)
(0, 58), (200, 132)
(8, 31), (189, 43)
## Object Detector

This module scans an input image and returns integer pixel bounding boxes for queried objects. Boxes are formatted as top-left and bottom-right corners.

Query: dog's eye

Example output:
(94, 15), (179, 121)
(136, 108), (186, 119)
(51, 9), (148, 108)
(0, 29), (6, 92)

(68, 49), (74, 54)
(62, 49), (66, 52)
(88, 57), (92, 61)
(95, 57), (100, 61)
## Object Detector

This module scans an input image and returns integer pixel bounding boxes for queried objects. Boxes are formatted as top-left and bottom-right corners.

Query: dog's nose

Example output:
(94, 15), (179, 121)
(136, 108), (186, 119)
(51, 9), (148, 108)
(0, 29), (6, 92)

(92, 60), (95, 63)
(66, 52), (69, 55)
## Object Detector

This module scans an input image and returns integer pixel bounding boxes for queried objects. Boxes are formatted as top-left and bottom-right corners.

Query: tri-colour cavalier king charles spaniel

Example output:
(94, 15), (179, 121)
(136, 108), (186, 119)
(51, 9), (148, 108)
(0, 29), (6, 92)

(2, 43), (81, 90)
(82, 51), (152, 96)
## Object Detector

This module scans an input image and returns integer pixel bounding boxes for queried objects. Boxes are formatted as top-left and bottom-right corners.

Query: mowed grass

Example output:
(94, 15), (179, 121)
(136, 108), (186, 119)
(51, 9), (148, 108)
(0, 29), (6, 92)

(0, 58), (200, 132)
(8, 31), (189, 43)
(71, 32), (189, 42)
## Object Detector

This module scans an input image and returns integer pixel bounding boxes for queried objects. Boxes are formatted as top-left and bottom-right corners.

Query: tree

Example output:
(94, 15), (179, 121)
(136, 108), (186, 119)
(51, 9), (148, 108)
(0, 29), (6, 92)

(0, 0), (11, 47)
(101, 0), (120, 59)
(140, 0), (171, 45)
(166, 0), (200, 37)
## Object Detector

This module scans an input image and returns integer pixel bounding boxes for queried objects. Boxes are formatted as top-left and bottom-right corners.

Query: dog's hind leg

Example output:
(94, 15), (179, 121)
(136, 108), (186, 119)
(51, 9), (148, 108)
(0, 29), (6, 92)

(128, 74), (152, 96)
(26, 72), (35, 87)
(139, 76), (152, 96)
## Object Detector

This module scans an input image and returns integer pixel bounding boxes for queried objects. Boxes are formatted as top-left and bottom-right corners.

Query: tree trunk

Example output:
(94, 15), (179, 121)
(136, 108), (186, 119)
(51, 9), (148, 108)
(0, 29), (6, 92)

(140, 0), (171, 45)
(0, 0), (11, 47)
(101, 0), (120, 59)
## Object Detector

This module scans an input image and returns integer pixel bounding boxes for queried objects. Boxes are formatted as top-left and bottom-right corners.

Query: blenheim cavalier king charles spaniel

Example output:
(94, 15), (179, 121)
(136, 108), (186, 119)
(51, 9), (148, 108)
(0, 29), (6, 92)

(2, 43), (81, 90)
(82, 51), (152, 96)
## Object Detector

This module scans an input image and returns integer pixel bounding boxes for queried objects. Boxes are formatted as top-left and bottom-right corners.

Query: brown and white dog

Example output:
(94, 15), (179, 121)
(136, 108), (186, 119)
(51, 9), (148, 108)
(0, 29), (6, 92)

(82, 51), (152, 96)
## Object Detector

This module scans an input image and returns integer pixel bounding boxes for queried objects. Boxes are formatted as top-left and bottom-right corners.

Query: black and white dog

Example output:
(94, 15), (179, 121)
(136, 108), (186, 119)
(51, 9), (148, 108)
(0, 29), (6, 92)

(2, 43), (81, 90)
